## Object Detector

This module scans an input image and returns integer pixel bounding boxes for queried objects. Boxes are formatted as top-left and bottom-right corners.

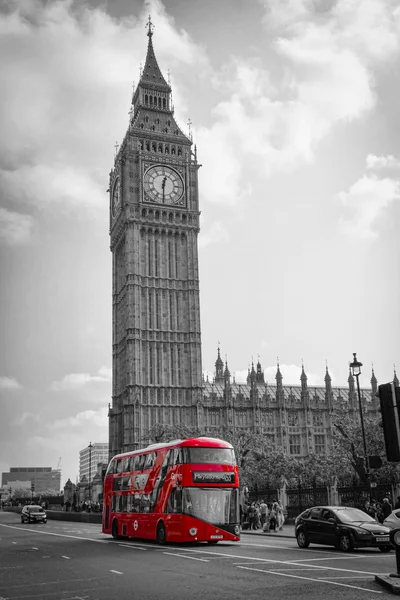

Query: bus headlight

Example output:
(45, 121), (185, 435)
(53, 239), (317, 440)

(189, 528), (198, 536)
(234, 525), (240, 535)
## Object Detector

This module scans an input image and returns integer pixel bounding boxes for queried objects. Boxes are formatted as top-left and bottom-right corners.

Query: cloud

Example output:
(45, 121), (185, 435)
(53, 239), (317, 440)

(198, 0), (399, 207)
(198, 221), (230, 248)
(51, 366), (111, 391)
(0, 376), (22, 390)
(338, 155), (400, 239)
(13, 411), (40, 426)
(0, 208), (35, 246)
(0, 0), (208, 220)
(366, 154), (400, 170)
(51, 407), (108, 430)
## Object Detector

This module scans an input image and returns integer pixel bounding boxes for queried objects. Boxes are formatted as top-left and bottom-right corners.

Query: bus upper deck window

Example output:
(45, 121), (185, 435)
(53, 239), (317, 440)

(144, 452), (156, 469)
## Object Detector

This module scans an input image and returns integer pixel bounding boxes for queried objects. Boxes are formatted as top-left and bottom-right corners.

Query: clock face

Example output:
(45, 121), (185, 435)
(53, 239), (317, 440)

(143, 165), (184, 205)
(111, 177), (120, 217)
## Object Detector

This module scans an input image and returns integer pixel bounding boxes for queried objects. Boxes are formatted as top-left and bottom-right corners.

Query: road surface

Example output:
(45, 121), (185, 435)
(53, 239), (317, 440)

(0, 510), (395, 599)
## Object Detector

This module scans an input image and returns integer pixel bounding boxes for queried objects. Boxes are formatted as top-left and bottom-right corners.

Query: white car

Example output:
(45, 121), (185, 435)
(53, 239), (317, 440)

(383, 509), (400, 530)
(21, 505), (47, 524)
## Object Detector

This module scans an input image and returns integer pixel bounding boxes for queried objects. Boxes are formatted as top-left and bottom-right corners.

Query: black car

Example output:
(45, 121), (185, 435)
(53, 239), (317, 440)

(21, 505), (47, 524)
(295, 506), (392, 552)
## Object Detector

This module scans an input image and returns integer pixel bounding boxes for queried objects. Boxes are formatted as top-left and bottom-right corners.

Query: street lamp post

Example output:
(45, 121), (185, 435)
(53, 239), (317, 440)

(350, 353), (370, 488)
(88, 442), (93, 503)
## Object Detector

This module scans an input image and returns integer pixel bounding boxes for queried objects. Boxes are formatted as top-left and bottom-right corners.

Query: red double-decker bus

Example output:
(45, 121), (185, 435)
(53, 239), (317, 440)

(102, 437), (240, 544)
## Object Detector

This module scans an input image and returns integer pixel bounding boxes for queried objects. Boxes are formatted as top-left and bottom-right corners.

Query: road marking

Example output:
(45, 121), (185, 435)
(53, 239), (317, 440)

(282, 561), (379, 576)
(237, 565), (382, 593)
(118, 543), (147, 550)
(62, 555), (71, 559)
(12, 541), (17, 544)
(110, 569), (123, 575)
(163, 552), (209, 562)
(0, 523), (108, 544)
(32, 547), (38, 550)
(155, 545), (382, 577)
(287, 554), (374, 562)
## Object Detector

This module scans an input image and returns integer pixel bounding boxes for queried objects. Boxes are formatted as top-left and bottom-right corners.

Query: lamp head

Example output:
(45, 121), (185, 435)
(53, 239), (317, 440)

(350, 352), (363, 377)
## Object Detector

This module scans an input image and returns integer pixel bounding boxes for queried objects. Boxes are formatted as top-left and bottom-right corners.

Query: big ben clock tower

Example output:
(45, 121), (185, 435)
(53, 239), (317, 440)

(108, 19), (203, 456)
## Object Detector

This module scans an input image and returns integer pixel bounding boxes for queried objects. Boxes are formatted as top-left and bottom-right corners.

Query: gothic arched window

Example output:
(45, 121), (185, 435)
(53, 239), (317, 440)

(177, 147), (182, 156)
(158, 143), (163, 153)
(171, 146), (176, 155)
(165, 145), (169, 154)
(163, 98), (166, 109)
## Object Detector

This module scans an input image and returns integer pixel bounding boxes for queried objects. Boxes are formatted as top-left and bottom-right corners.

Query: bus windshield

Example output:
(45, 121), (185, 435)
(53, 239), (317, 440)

(182, 487), (239, 524)
(187, 447), (236, 465)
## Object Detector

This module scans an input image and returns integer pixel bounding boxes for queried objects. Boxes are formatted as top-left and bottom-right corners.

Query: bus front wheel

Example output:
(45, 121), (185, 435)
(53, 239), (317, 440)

(156, 522), (166, 545)
(112, 519), (120, 540)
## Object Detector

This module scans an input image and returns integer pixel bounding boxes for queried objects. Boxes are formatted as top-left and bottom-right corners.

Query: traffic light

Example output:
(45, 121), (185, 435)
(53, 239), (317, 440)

(378, 382), (400, 462)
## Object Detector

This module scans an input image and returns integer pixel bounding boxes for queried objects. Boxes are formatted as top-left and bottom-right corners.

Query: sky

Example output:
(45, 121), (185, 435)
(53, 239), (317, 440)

(0, 0), (399, 488)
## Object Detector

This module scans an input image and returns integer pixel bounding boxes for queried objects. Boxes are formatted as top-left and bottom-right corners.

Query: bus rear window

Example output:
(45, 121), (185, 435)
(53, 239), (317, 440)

(187, 448), (236, 465)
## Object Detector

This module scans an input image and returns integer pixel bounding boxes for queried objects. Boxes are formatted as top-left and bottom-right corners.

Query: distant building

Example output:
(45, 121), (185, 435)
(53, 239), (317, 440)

(201, 348), (400, 458)
(79, 443), (109, 483)
(1, 467), (61, 493)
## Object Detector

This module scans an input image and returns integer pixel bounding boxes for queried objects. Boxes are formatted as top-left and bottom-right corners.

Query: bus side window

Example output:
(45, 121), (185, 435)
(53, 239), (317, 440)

(132, 495), (141, 513)
(174, 448), (184, 464)
(144, 452), (156, 469)
(112, 496), (120, 512)
(162, 451), (170, 469)
(141, 494), (151, 513)
(136, 455), (145, 471)
(166, 488), (182, 514)
(181, 448), (189, 463)
(127, 456), (134, 471)
(107, 460), (117, 474)
(120, 495), (127, 513)
(116, 460), (123, 474)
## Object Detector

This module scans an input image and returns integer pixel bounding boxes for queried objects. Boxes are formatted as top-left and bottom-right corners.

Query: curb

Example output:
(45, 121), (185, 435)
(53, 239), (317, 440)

(241, 529), (294, 539)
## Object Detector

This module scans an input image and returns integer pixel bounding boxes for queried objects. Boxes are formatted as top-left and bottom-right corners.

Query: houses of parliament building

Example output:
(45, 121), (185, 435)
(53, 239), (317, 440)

(107, 20), (397, 460)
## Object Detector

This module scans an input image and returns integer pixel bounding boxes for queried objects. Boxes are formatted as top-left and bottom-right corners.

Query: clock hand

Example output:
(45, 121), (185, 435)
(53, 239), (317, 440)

(161, 176), (167, 203)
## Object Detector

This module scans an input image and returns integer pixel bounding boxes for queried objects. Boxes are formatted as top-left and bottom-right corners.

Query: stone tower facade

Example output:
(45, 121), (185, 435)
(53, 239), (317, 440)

(108, 22), (202, 456)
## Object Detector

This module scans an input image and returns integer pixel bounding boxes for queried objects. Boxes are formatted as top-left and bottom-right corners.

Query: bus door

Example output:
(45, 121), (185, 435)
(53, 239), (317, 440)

(165, 487), (183, 541)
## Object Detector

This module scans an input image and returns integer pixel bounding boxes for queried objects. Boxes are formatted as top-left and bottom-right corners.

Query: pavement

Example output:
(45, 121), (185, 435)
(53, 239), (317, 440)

(241, 526), (294, 539)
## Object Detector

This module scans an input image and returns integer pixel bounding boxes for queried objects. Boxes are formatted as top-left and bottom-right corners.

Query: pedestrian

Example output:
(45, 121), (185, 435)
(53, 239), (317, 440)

(381, 497), (392, 520)
(364, 501), (375, 518)
(276, 500), (285, 530)
(263, 511), (271, 533)
(259, 500), (268, 527)
(269, 504), (277, 532)
(248, 502), (257, 530)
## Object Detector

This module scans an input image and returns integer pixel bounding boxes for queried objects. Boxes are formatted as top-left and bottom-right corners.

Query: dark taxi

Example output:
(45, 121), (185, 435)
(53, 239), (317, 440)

(295, 506), (392, 552)
(21, 505), (47, 524)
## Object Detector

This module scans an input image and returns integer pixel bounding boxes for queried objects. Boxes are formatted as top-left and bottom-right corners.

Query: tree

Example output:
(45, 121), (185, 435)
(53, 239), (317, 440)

(330, 404), (398, 483)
